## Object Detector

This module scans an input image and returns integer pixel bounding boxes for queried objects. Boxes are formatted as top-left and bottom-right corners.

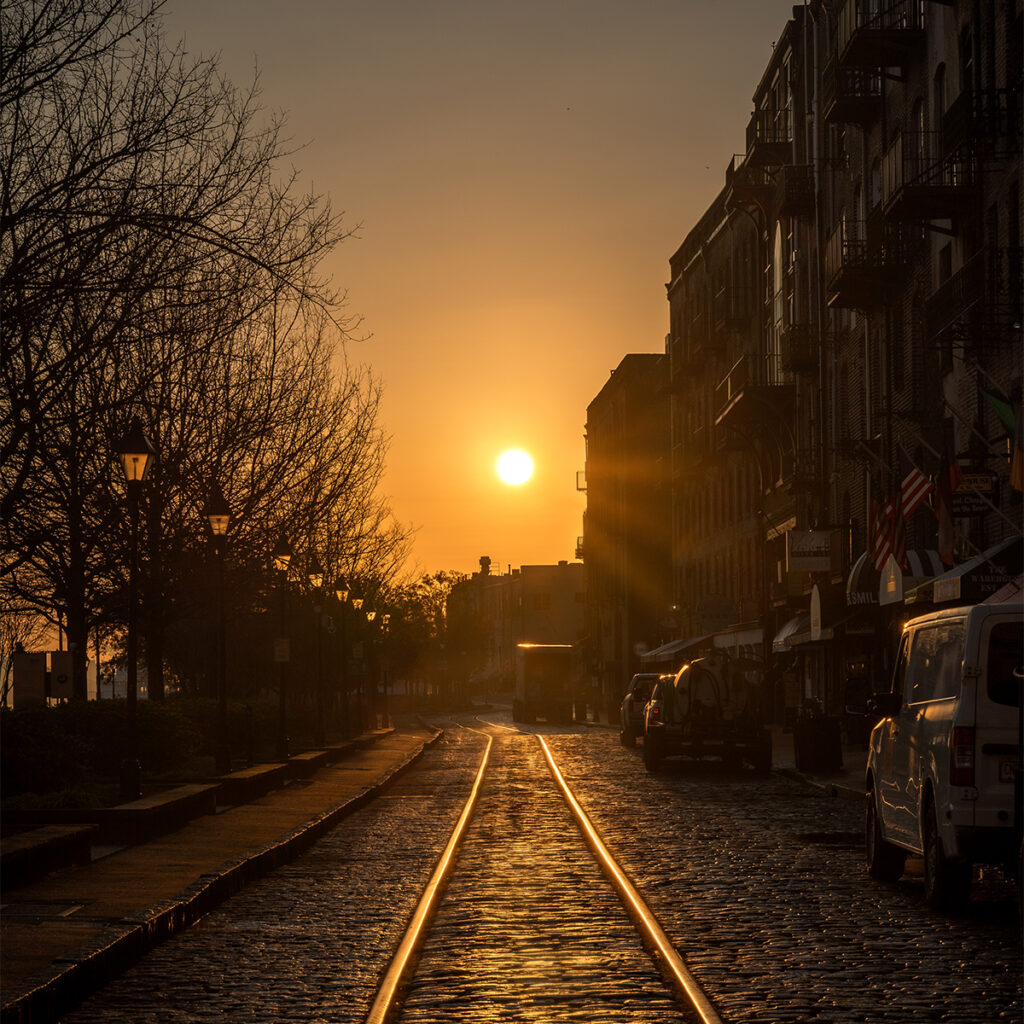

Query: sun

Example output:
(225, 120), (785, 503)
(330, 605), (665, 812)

(496, 449), (534, 485)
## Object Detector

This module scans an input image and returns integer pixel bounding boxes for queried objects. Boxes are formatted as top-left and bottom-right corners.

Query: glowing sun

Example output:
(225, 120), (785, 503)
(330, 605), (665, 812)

(496, 449), (534, 485)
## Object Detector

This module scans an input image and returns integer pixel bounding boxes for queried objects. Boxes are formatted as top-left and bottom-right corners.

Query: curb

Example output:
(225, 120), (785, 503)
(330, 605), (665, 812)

(1, 728), (444, 1024)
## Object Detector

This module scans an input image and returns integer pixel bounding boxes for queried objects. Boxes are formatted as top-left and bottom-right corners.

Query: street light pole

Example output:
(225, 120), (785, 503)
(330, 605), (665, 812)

(308, 553), (325, 747)
(334, 577), (350, 737)
(207, 482), (231, 774)
(116, 416), (156, 802)
(273, 536), (293, 761)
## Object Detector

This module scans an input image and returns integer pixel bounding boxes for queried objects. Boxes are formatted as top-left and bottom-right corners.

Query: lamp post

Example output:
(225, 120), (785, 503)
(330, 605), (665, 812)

(334, 576), (350, 736)
(273, 536), (293, 760)
(206, 481), (231, 774)
(116, 416), (156, 802)
(351, 589), (364, 729)
(308, 553), (325, 746)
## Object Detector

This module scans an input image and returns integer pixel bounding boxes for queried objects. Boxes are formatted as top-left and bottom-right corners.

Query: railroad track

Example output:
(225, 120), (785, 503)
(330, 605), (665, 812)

(366, 723), (723, 1024)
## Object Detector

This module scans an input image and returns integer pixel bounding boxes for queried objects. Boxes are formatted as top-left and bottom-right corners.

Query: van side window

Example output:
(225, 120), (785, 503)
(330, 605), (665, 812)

(907, 622), (964, 704)
(987, 621), (1023, 708)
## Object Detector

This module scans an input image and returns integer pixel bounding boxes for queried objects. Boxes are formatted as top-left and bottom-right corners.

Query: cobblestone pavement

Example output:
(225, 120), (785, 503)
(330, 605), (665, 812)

(397, 732), (683, 1023)
(57, 715), (1022, 1024)
(60, 728), (487, 1024)
(547, 728), (1022, 1024)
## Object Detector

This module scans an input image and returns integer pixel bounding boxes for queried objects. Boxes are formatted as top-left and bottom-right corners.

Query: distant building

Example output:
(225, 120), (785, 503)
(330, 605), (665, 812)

(447, 558), (584, 692)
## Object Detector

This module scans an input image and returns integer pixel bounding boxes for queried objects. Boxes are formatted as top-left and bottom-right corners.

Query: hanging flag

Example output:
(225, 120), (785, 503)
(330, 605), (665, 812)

(890, 486), (907, 570)
(980, 385), (1017, 437)
(871, 496), (893, 571)
(898, 447), (933, 518)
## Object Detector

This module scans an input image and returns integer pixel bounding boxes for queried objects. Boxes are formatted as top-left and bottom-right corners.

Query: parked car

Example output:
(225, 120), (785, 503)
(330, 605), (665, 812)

(864, 602), (1024, 910)
(642, 653), (771, 773)
(619, 673), (660, 747)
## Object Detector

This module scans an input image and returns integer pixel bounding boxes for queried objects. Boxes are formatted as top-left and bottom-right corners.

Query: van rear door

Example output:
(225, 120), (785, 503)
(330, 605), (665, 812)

(972, 612), (1024, 830)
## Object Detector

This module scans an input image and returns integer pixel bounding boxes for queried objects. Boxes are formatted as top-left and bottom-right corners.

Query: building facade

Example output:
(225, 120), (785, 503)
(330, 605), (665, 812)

(583, 0), (1022, 730)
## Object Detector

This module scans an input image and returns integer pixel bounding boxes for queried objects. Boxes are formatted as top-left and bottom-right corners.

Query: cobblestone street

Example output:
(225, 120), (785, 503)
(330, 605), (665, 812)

(58, 718), (1022, 1023)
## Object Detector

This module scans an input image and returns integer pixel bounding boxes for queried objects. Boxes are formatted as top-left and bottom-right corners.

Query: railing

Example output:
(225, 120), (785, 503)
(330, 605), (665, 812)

(925, 248), (1024, 339)
(837, 0), (924, 59)
(942, 88), (1023, 154)
(777, 164), (815, 216)
(822, 58), (882, 121)
(746, 106), (792, 154)
(781, 323), (817, 373)
(882, 131), (973, 206)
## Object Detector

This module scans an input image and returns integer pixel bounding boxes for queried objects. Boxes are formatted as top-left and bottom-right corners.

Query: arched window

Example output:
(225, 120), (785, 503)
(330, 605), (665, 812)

(870, 158), (882, 209)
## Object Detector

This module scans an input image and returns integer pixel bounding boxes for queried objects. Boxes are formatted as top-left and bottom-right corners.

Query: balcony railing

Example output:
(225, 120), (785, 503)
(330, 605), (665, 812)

(942, 88), (1023, 156)
(882, 131), (975, 219)
(825, 215), (919, 309)
(822, 58), (882, 124)
(745, 107), (792, 167)
(836, 0), (925, 68)
(925, 248), (1024, 341)
(713, 353), (795, 429)
(725, 154), (773, 210)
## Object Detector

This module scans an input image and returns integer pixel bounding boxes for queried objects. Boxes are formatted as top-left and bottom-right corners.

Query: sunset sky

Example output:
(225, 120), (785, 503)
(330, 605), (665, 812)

(164, 0), (798, 577)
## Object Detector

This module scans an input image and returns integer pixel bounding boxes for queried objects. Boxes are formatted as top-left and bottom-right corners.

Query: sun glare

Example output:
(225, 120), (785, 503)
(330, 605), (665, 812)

(496, 449), (534, 485)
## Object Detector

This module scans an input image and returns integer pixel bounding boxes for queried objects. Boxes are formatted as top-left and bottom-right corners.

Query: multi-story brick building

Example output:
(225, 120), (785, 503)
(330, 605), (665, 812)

(582, 354), (671, 716)
(583, 0), (1022, 730)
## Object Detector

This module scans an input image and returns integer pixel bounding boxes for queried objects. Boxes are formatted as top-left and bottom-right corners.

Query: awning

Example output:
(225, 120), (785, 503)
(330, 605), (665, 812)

(983, 573), (1024, 605)
(773, 614), (809, 653)
(846, 549), (944, 606)
(712, 626), (763, 665)
(907, 536), (1023, 605)
(639, 634), (712, 664)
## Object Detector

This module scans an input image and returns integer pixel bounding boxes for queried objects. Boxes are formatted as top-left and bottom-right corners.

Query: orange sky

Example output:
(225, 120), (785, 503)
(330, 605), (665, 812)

(165, 0), (798, 577)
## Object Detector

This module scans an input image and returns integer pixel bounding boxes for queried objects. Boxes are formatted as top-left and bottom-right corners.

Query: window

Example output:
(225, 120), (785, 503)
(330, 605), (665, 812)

(987, 621), (1023, 707)
(905, 622), (965, 704)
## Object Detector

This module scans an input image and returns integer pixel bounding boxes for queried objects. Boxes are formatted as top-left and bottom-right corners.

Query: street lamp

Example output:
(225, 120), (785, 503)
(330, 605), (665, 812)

(334, 576), (351, 736)
(115, 416), (156, 802)
(206, 481), (231, 774)
(273, 535), (293, 760)
(308, 552), (325, 746)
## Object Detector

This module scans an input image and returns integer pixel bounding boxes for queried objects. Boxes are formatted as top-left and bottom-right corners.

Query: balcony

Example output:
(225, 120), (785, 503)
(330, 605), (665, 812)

(825, 215), (919, 309)
(882, 132), (976, 220)
(776, 164), (815, 218)
(780, 323), (818, 375)
(713, 353), (795, 432)
(836, 0), (924, 69)
(745, 107), (792, 167)
(725, 154), (773, 211)
(925, 247), (1024, 343)
(822, 58), (882, 124)
(942, 89), (1023, 157)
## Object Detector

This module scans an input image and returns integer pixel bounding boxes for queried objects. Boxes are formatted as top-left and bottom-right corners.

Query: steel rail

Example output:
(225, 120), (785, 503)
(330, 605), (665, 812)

(364, 732), (493, 1024)
(538, 735), (725, 1024)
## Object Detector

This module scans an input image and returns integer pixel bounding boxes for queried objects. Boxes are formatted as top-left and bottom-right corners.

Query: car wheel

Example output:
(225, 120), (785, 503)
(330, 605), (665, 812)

(644, 732), (662, 773)
(923, 804), (970, 911)
(620, 727), (635, 748)
(865, 788), (905, 882)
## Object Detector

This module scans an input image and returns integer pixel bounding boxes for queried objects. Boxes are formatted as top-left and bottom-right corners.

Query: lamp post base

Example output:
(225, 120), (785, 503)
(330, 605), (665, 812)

(119, 759), (142, 803)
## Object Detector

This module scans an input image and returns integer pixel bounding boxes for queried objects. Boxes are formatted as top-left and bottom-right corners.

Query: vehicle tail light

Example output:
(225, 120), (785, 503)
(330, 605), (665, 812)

(650, 706), (661, 721)
(950, 726), (975, 786)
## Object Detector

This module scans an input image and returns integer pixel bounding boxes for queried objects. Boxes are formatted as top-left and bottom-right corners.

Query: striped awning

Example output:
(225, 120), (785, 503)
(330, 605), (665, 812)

(846, 549), (944, 606)
(639, 634), (712, 664)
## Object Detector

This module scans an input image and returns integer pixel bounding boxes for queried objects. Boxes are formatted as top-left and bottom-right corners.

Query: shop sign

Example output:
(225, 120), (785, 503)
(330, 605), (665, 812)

(786, 530), (832, 573)
(810, 585), (822, 641)
(953, 473), (997, 516)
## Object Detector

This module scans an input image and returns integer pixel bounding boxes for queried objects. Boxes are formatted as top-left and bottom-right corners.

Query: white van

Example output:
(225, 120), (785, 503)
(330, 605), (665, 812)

(865, 603), (1023, 909)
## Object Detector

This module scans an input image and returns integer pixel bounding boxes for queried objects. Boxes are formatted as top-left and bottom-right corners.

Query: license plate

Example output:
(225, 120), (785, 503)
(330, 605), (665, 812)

(999, 761), (1017, 783)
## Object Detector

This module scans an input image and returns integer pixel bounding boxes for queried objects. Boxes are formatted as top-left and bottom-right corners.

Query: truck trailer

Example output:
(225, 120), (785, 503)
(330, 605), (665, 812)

(513, 643), (575, 724)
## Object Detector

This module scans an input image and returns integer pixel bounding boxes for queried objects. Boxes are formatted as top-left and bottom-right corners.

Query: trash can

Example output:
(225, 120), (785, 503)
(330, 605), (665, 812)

(794, 714), (843, 773)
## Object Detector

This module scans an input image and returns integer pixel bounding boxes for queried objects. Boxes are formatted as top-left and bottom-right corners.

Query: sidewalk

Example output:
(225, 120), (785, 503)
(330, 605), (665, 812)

(1, 725), (439, 1024)
(770, 725), (867, 802)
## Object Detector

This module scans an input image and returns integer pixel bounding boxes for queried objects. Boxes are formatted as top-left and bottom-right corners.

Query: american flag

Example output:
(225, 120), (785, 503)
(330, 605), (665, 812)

(899, 448), (933, 518)
(870, 497), (892, 571)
